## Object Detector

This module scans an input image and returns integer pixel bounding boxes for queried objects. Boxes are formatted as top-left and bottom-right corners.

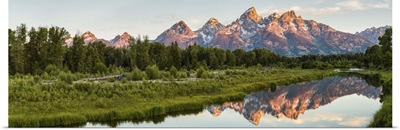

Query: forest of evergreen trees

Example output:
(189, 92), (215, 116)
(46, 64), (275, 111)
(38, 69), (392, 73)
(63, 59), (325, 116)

(8, 24), (392, 75)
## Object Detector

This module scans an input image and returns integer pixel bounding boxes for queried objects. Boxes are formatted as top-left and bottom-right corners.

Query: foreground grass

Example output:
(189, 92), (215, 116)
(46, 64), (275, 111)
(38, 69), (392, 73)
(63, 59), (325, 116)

(357, 70), (392, 127)
(9, 69), (338, 127)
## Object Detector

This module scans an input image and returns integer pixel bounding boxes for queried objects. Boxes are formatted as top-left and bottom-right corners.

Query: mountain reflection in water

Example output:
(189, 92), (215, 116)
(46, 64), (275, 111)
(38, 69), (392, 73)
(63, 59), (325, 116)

(206, 76), (382, 125)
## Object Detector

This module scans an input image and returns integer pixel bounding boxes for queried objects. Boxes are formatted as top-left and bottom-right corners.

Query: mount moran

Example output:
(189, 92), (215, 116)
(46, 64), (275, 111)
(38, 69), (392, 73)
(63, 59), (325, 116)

(66, 7), (390, 56)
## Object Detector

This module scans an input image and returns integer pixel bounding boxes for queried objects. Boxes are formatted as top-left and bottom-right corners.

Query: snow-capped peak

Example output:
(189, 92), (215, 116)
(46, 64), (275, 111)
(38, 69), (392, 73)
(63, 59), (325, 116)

(269, 12), (280, 19)
(240, 7), (262, 22)
(237, 7), (262, 39)
(201, 18), (225, 29)
(205, 18), (223, 28)
(208, 18), (219, 23)
(169, 20), (196, 36)
(280, 10), (297, 20)
(172, 21), (189, 29)
(195, 18), (226, 45)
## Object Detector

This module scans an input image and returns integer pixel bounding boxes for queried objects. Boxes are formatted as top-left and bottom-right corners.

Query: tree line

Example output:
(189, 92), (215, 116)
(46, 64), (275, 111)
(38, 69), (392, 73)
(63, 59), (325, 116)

(290, 27), (392, 70)
(8, 24), (392, 75)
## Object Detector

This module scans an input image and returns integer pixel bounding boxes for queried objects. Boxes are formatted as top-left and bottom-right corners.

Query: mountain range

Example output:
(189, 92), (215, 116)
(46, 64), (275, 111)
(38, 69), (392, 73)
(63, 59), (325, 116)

(355, 25), (392, 44)
(64, 7), (390, 56)
(65, 31), (132, 48)
(155, 7), (381, 56)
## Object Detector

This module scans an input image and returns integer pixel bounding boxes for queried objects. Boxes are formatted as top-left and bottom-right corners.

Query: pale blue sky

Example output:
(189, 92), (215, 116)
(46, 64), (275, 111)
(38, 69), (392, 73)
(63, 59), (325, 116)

(9, 0), (392, 40)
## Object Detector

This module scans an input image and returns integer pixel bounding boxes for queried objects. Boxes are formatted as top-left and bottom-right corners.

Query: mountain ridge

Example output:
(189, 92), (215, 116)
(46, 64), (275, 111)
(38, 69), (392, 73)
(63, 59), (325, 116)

(63, 7), (388, 56)
(64, 31), (133, 48)
(355, 25), (392, 44)
(154, 7), (375, 56)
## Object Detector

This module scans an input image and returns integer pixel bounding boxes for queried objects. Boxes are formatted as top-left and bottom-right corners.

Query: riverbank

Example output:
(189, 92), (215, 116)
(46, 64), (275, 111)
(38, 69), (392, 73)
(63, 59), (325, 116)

(9, 69), (338, 127)
(356, 70), (392, 127)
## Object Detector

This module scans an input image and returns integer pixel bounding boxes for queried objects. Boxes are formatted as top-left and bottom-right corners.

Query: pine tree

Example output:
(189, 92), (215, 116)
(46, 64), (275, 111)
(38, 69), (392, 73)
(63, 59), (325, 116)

(379, 28), (392, 69)
(149, 43), (168, 70)
(209, 51), (218, 69)
(189, 46), (200, 70)
(136, 36), (150, 70)
(69, 36), (87, 73)
(9, 25), (28, 74)
(215, 48), (226, 69)
(169, 42), (182, 69)
(43, 26), (69, 69)
(25, 27), (48, 74)
(225, 49), (236, 67)
(245, 51), (256, 67)
(129, 37), (137, 69)
(233, 49), (245, 66)
(86, 43), (102, 73)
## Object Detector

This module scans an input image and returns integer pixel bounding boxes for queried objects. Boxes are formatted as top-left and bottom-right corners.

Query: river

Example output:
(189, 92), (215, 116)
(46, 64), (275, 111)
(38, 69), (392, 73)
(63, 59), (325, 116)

(84, 76), (383, 127)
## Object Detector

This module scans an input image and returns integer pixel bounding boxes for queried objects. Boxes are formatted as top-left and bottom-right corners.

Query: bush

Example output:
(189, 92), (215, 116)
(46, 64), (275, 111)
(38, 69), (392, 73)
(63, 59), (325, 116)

(145, 65), (161, 79)
(196, 67), (205, 78)
(170, 66), (178, 78)
(45, 64), (60, 76)
(200, 71), (209, 79)
(94, 63), (108, 74)
(74, 73), (86, 80)
(110, 66), (125, 75)
(178, 72), (188, 79)
(42, 72), (51, 80)
(33, 75), (41, 83)
(121, 78), (128, 83)
(58, 71), (77, 84)
(127, 67), (146, 81)
(256, 63), (263, 69)
(318, 63), (334, 70)
(107, 78), (116, 82)
(301, 61), (318, 69)
(95, 99), (107, 108)
(161, 72), (173, 80)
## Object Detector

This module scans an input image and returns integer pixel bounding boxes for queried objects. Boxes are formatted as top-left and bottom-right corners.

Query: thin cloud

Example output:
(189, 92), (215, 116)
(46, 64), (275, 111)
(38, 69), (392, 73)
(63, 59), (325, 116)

(336, 0), (391, 10)
(271, 112), (344, 124)
(337, 117), (370, 127)
(336, 0), (365, 10)
(273, 6), (342, 16)
(269, 0), (390, 17)
(314, 0), (326, 4)
(368, 2), (390, 9)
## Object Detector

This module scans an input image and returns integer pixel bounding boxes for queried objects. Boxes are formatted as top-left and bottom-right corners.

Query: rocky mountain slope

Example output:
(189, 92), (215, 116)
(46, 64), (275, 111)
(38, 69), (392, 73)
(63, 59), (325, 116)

(155, 7), (375, 56)
(355, 25), (392, 44)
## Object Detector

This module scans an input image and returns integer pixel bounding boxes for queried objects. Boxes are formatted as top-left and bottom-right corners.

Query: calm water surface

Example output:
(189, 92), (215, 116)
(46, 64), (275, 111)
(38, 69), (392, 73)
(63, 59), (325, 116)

(85, 76), (383, 127)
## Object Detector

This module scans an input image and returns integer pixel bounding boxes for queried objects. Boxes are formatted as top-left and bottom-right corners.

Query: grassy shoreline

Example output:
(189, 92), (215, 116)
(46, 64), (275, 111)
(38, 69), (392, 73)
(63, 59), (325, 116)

(356, 70), (392, 127)
(9, 69), (338, 127)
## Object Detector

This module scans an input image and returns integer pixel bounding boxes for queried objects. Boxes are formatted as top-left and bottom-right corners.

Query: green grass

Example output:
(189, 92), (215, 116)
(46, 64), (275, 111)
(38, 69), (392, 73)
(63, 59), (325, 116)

(356, 70), (392, 127)
(9, 68), (338, 127)
(368, 95), (392, 127)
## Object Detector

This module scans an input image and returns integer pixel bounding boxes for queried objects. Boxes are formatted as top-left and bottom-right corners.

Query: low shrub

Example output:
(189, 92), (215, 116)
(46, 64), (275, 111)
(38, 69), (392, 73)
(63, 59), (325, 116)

(127, 67), (147, 81)
(107, 78), (116, 82)
(170, 66), (178, 78)
(196, 67), (205, 78)
(145, 65), (161, 80)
